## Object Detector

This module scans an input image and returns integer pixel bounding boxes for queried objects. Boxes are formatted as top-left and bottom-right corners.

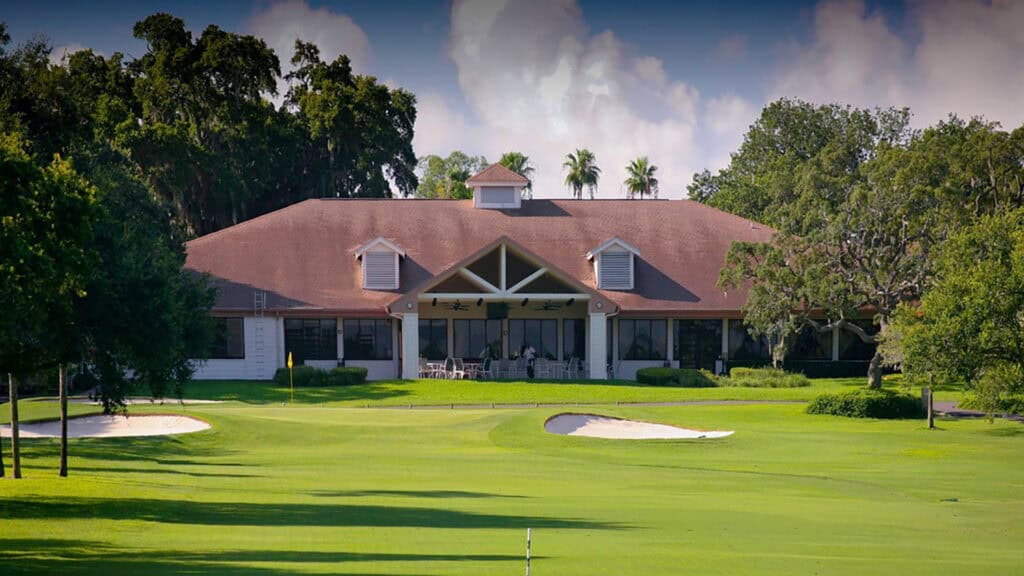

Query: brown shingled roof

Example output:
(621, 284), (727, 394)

(465, 163), (530, 185)
(184, 199), (774, 317)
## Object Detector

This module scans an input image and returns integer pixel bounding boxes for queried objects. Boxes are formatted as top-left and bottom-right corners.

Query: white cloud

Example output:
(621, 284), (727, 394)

(247, 0), (371, 101)
(716, 34), (747, 61)
(49, 43), (92, 65)
(772, 0), (1024, 129)
(420, 0), (714, 199)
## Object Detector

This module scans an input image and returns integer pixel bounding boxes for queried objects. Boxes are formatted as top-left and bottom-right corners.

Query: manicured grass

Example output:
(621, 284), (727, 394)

(170, 375), (958, 406)
(0, 400), (1021, 575)
(0, 398), (101, 425)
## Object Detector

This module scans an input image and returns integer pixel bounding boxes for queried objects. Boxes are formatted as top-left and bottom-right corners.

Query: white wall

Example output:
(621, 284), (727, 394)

(347, 360), (397, 381)
(192, 316), (282, 381)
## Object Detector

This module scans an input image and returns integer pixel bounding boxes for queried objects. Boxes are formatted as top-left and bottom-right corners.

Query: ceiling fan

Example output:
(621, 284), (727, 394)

(534, 300), (562, 311)
(447, 300), (469, 311)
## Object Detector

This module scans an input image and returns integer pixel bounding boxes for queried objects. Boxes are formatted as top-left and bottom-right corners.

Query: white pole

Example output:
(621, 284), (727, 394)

(526, 527), (531, 576)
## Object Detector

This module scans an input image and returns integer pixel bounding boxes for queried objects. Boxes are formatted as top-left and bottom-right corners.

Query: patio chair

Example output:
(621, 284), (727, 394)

(478, 357), (495, 380)
(418, 357), (430, 378)
(535, 358), (552, 379)
(451, 358), (467, 380)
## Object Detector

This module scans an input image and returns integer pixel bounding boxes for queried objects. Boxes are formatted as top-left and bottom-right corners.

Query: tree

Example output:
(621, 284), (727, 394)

(415, 151), (487, 199)
(891, 209), (1024, 411)
(498, 151), (534, 199)
(0, 134), (98, 478)
(563, 148), (600, 199)
(689, 99), (912, 233)
(624, 156), (658, 199)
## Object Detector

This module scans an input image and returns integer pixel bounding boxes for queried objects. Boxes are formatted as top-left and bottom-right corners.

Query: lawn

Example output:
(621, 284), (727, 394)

(0, 384), (1021, 575)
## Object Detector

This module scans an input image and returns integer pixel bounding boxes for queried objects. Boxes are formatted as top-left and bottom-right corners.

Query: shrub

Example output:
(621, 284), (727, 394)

(636, 367), (678, 386)
(636, 367), (718, 388)
(727, 367), (810, 388)
(959, 393), (1024, 416)
(677, 368), (717, 388)
(274, 366), (367, 387)
(324, 367), (368, 386)
(807, 389), (924, 419)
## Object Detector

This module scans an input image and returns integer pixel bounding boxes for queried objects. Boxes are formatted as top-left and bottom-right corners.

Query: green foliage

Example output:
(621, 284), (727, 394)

(807, 389), (924, 419)
(892, 210), (1024, 400)
(415, 151), (487, 199)
(624, 156), (658, 199)
(273, 366), (368, 387)
(959, 393), (1024, 417)
(726, 367), (810, 388)
(497, 151), (534, 198)
(1, 14), (419, 237)
(563, 148), (600, 199)
(636, 367), (717, 388)
(0, 134), (98, 377)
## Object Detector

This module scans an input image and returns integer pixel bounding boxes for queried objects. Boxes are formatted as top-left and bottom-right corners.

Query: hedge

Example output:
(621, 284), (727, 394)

(274, 366), (368, 387)
(959, 393), (1024, 416)
(806, 389), (924, 419)
(636, 367), (717, 388)
(726, 367), (810, 388)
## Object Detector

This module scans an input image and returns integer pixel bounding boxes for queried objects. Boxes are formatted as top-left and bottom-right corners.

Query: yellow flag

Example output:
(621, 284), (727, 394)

(287, 352), (293, 369)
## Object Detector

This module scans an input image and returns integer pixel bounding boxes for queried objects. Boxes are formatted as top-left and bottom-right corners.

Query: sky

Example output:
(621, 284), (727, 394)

(3, 0), (1023, 199)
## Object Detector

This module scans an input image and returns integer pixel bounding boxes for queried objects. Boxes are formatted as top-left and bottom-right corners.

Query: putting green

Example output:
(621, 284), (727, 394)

(0, 399), (1021, 575)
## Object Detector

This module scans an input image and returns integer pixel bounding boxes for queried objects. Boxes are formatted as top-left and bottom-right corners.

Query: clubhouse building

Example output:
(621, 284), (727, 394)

(185, 164), (877, 381)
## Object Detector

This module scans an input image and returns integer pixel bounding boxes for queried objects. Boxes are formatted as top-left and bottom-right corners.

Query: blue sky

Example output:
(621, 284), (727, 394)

(3, 0), (1021, 198)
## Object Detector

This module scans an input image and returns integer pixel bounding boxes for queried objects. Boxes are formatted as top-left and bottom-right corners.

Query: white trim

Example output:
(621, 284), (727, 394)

(467, 181), (527, 188)
(595, 251), (634, 290)
(355, 237), (406, 258)
(361, 251), (400, 290)
(499, 244), (507, 290)
(459, 268), (500, 293)
(586, 236), (640, 260)
(507, 267), (548, 293)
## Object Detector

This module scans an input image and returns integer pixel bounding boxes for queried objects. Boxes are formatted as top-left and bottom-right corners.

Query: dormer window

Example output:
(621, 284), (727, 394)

(467, 163), (529, 209)
(587, 237), (639, 290)
(355, 237), (405, 290)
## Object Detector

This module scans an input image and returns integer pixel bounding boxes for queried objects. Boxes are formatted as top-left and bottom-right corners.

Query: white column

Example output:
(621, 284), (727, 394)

(588, 312), (607, 380)
(832, 325), (840, 362)
(336, 317), (345, 362)
(401, 313), (419, 379)
(721, 319), (729, 360)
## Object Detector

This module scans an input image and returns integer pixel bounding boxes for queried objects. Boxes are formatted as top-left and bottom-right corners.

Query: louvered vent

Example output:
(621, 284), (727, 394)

(599, 252), (633, 290)
(363, 251), (397, 289)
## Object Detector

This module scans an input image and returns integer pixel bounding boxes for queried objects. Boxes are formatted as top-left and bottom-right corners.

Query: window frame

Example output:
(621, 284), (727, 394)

(618, 318), (667, 361)
(210, 317), (245, 359)
(343, 319), (393, 361)
(284, 318), (338, 363)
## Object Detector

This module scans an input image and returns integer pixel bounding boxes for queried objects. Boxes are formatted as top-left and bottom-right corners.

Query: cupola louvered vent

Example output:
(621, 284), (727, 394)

(598, 251), (633, 290)
(363, 251), (398, 289)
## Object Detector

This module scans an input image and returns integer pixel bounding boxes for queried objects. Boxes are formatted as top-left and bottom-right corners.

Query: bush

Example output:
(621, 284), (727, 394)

(273, 366), (368, 387)
(727, 367), (810, 388)
(959, 393), (1024, 416)
(636, 367), (717, 388)
(807, 389), (924, 419)
(678, 369), (717, 388)
(636, 367), (678, 386)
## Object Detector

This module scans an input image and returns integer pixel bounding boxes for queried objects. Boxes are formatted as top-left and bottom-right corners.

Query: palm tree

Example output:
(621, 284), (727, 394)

(624, 156), (659, 199)
(498, 152), (535, 199)
(563, 149), (600, 199)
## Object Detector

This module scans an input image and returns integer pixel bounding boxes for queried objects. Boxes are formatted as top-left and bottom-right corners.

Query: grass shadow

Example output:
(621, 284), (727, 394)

(0, 497), (626, 530)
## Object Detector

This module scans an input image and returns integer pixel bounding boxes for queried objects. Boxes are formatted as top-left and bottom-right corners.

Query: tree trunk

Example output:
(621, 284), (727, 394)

(9, 373), (21, 479)
(867, 351), (884, 389)
(59, 364), (68, 477)
(0, 390), (5, 477)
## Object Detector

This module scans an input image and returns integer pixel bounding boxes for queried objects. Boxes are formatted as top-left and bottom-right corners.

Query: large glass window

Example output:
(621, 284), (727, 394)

(343, 319), (392, 361)
(787, 325), (833, 361)
(508, 319), (558, 359)
(675, 320), (721, 370)
(419, 319), (448, 360)
(727, 321), (770, 362)
(619, 319), (667, 361)
(454, 319), (503, 359)
(563, 319), (587, 360)
(210, 317), (245, 359)
(838, 320), (878, 361)
(284, 318), (337, 364)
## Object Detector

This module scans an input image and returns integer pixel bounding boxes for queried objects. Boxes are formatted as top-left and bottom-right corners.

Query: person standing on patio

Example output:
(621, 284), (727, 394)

(524, 345), (536, 379)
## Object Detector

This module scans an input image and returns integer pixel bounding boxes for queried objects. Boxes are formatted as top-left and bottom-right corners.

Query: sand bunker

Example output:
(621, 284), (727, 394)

(545, 413), (733, 440)
(1, 415), (210, 439)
